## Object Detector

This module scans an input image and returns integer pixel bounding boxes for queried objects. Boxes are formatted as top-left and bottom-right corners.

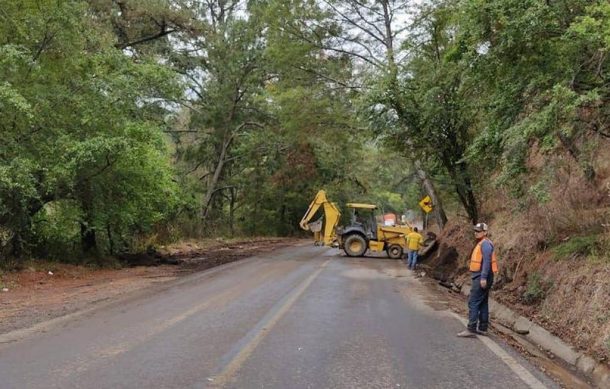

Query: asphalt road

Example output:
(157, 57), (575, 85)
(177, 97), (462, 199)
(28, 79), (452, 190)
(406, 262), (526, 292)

(0, 245), (558, 389)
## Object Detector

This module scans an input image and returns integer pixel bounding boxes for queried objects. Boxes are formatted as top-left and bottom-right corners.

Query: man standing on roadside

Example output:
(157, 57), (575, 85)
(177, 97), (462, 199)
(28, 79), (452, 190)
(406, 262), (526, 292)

(458, 222), (499, 337)
(405, 227), (424, 270)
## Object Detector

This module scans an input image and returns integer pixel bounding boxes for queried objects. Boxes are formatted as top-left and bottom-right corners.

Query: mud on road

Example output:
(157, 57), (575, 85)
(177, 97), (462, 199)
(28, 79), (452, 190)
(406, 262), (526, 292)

(0, 238), (302, 335)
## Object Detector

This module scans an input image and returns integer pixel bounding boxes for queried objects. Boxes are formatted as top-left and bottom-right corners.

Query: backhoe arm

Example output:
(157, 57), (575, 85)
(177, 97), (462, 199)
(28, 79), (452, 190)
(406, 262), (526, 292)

(299, 190), (341, 246)
(299, 190), (328, 230)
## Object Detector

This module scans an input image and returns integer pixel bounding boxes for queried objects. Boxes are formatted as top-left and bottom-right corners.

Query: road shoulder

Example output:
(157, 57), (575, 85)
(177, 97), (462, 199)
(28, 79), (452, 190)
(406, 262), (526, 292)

(0, 238), (301, 336)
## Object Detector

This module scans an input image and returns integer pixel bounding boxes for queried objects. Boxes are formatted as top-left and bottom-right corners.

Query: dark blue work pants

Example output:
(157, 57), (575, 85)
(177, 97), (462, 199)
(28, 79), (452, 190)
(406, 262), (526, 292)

(407, 250), (418, 269)
(467, 275), (493, 332)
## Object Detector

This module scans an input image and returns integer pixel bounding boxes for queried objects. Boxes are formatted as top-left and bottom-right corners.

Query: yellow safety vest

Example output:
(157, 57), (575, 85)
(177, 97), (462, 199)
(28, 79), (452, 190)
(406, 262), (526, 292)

(470, 238), (498, 273)
(406, 232), (423, 251)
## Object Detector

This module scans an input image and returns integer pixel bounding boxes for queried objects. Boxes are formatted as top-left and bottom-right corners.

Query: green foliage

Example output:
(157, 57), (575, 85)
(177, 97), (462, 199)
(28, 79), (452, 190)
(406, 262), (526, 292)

(165, 0), (393, 238)
(346, 0), (484, 222)
(0, 0), (184, 261)
(3, 0), (610, 265)
(552, 234), (609, 263)
(553, 235), (597, 258)
(523, 271), (552, 305)
(32, 201), (83, 260)
(528, 181), (551, 205)
(461, 0), (609, 183)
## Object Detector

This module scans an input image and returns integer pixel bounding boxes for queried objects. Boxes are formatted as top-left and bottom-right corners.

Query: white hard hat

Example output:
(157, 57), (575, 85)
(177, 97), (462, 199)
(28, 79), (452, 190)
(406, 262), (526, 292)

(473, 222), (488, 232)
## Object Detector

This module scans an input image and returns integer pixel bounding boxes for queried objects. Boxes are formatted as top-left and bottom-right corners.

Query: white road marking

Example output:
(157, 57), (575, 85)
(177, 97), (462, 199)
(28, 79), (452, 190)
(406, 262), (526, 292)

(50, 260), (301, 378)
(451, 313), (548, 389)
(210, 258), (331, 387)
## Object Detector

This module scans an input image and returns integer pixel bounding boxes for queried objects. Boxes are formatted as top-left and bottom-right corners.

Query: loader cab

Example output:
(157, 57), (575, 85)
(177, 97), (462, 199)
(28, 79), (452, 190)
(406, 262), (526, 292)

(346, 203), (378, 241)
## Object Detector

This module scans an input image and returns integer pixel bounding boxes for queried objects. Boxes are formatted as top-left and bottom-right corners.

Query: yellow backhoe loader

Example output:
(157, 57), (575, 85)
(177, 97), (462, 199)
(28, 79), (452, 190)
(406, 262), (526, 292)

(299, 190), (418, 259)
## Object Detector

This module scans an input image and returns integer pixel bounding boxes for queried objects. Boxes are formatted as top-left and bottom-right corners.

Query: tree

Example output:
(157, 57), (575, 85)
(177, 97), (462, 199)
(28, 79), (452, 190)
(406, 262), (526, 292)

(321, 0), (450, 227)
(166, 1), (268, 226)
(392, 3), (480, 222)
(0, 0), (182, 259)
(460, 0), (608, 184)
(231, 0), (370, 235)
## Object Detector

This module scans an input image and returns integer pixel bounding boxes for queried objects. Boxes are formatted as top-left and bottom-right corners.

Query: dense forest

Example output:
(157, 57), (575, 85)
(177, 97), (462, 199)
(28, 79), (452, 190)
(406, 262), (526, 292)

(1, 0), (609, 264)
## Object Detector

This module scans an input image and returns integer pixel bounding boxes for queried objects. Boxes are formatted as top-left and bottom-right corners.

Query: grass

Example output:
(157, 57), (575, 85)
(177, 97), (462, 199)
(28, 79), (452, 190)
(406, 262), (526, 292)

(552, 234), (602, 260)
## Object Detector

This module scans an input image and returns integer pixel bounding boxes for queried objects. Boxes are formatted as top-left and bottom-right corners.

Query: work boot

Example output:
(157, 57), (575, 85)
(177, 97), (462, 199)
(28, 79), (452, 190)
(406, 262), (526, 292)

(457, 329), (477, 338)
(477, 328), (488, 336)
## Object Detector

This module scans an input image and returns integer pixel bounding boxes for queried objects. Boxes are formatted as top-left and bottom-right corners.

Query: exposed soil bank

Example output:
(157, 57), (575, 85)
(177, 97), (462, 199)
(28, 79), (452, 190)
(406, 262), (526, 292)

(420, 221), (609, 375)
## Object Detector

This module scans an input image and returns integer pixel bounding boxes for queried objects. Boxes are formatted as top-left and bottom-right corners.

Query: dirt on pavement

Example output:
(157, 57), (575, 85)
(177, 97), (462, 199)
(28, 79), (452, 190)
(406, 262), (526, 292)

(0, 237), (302, 335)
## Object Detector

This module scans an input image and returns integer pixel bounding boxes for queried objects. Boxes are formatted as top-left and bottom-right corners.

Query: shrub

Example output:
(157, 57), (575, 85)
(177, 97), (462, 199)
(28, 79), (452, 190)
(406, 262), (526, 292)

(552, 235), (599, 259)
(522, 271), (552, 305)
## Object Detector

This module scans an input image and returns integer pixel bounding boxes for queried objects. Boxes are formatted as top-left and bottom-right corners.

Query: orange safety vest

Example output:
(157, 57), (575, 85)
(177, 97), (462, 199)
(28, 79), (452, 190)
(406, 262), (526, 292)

(469, 238), (499, 273)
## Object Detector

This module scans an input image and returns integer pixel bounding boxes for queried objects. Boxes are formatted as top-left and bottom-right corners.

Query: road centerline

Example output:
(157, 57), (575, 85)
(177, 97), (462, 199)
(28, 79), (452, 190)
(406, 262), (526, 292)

(209, 258), (331, 387)
(43, 258), (305, 381)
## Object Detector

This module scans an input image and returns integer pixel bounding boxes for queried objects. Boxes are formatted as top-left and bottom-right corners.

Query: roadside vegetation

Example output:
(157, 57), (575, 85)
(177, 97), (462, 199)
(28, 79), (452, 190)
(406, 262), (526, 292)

(552, 235), (603, 261)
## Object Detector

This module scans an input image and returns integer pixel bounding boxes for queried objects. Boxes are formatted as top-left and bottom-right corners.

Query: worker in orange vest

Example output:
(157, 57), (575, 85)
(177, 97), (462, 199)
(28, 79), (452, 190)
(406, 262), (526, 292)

(458, 222), (499, 337)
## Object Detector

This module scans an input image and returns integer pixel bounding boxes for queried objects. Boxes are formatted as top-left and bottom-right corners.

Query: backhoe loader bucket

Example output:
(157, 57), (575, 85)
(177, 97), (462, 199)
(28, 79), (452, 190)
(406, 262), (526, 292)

(308, 218), (323, 232)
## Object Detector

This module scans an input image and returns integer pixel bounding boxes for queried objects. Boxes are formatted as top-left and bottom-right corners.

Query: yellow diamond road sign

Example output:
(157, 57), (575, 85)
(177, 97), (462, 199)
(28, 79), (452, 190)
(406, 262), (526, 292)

(419, 195), (433, 213)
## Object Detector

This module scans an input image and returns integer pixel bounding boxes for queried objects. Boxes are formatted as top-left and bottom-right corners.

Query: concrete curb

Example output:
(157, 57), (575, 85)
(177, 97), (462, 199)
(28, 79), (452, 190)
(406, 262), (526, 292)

(461, 284), (610, 388)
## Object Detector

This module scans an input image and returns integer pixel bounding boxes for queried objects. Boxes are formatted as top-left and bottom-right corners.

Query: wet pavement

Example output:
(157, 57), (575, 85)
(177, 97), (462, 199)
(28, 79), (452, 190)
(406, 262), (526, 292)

(0, 245), (558, 388)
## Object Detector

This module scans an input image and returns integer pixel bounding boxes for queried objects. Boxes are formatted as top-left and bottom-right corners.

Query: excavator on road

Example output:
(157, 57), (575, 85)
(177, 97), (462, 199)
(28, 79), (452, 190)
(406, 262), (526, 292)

(299, 190), (435, 259)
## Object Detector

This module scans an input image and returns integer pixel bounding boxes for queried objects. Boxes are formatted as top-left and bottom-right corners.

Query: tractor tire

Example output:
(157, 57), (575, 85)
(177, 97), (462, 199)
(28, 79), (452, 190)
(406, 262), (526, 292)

(386, 244), (403, 260)
(343, 234), (367, 257)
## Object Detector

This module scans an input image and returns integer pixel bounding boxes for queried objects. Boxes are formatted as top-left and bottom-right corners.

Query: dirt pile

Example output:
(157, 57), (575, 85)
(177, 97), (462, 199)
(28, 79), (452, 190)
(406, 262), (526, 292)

(157, 238), (298, 272)
(117, 237), (296, 269)
(422, 221), (471, 284)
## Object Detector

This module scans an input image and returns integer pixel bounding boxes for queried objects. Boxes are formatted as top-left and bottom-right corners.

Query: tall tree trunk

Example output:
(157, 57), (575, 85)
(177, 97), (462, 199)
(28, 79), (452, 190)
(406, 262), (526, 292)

(80, 222), (97, 255)
(79, 181), (98, 255)
(379, 2), (450, 230)
(229, 187), (235, 237)
(442, 151), (478, 223)
(415, 161), (448, 230)
(445, 166), (477, 223)
(458, 162), (478, 223)
(107, 223), (115, 255)
(251, 169), (263, 235)
(451, 180), (477, 223)
(202, 132), (233, 220)
(10, 231), (24, 258)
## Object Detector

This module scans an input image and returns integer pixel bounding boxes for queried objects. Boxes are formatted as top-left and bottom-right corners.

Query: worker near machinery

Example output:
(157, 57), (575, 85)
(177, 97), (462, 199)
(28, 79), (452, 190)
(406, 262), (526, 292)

(405, 227), (424, 270)
(458, 222), (499, 337)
